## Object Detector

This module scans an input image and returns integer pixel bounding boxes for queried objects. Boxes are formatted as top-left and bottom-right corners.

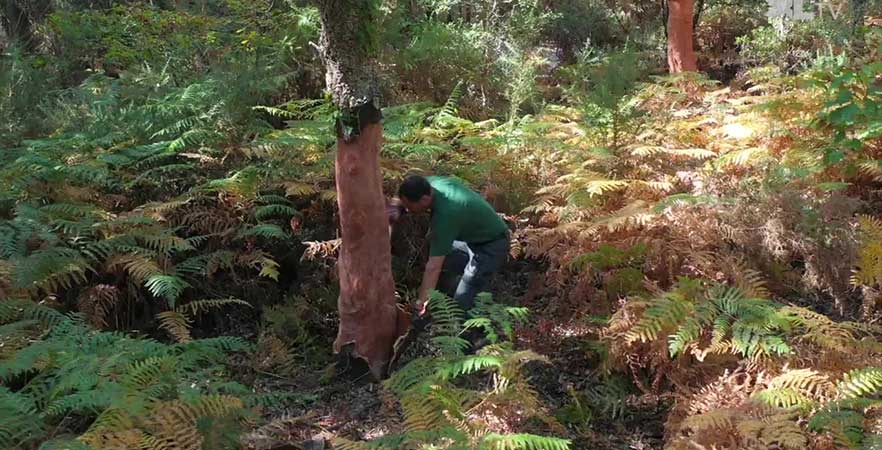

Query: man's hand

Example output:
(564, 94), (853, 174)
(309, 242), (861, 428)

(416, 298), (429, 316)
(386, 197), (405, 225)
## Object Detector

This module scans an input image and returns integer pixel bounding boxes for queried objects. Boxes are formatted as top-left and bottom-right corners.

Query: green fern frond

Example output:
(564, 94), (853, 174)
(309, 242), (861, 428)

(238, 224), (288, 240)
(809, 406), (867, 449)
(768, 369), (834, 398)
(431, 336), (472, 355)
(427, 291), (465, 348)
(120, 356), (178, 390)
(837, 367), (882, 399)
(482, 433), (570, 450)
(753, 387), (814, 409)
(145, 274), (191, 307)
(626, 292), (692, 344)
(242, 392), (315, 409)
(254, 204), (296, 220)
(466, 293), (530, 343)
(177, 298), (251, 317)
(437, 356), (504, 380)
(434, 80), (464, 124)
(385, 357), (441, 395)
(156, 311), (193, 343)
(251, 105), (298, 119)
(12, 248), (92, 293)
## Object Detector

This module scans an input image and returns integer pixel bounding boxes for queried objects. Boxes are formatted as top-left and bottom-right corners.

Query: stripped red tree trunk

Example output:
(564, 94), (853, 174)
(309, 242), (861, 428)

(667, 0), (698, 73)
(333, 122), (407, 378)
(317, 0), (408, 379)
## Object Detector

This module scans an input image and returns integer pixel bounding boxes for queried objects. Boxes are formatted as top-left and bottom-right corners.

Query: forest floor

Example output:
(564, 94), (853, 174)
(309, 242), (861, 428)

(238, 256), (671, 450)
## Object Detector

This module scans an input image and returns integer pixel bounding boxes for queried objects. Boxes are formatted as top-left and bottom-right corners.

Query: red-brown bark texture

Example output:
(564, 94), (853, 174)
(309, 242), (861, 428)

(667, 0), (699, 73)
(315, 0), (408, 379)
(333, 123), (407, 378)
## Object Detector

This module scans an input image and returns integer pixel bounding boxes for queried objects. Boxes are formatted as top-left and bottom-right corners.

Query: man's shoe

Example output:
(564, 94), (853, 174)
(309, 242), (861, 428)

(469, 336), (490, 353)
(462, 329), (490, 354)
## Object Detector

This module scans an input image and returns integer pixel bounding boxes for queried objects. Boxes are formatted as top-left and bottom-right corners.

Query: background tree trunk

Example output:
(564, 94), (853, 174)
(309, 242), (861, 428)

(667, 0), (698, 73)
(0, 0), (37, 52)
(316, 0), (406, 379)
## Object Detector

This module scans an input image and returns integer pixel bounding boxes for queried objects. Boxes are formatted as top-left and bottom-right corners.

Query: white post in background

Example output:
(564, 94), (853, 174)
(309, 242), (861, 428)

(767, 0), (816, 20)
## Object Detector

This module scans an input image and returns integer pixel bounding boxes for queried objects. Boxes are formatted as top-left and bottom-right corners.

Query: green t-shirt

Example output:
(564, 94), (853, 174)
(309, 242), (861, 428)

(427, 176), (509, 257)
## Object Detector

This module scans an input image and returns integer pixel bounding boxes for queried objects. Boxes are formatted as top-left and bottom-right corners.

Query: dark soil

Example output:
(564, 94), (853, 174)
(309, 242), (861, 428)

(238, 254), (670, 450)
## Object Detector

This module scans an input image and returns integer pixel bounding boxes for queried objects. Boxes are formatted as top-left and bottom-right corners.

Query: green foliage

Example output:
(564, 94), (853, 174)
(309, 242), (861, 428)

(623, 280), (805, 359)
(809, 56), (882, 166)
(560, 48), (648, 149)
(0, 34), (320, 323)
(558, 375), (633, 427)
(371, 292), (568, 450)
(0, 302), (261, 450)
(569, 243), (647, 272)
(837, 367), (882, 399)
(465, 292), (530, 344)
(9, 3), (882, 450)
(737, 16), (861, 72)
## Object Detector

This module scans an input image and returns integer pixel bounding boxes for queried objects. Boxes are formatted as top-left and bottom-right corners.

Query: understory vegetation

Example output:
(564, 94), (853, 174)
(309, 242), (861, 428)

(4, 0), (882, 449)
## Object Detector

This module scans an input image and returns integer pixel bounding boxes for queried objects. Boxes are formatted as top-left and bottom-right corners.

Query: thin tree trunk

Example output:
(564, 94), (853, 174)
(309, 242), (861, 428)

(316, 0), (408, 379)
(1, 0), (36, 52)
(851, 0), (868, 31)
(667, 0), (698, 73)
(692, 0), (705, 32)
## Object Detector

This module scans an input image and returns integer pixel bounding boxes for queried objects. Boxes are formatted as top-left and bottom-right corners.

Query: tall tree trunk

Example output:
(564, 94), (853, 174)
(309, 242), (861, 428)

(667, 0), (698, 73)
(316, 0), (407, 380)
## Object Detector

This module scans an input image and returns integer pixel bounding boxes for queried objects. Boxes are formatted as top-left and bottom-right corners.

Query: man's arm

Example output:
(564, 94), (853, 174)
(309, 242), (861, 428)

(417, 255), (445, 315)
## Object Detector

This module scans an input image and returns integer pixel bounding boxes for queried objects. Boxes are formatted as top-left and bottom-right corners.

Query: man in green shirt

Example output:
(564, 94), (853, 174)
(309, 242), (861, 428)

(395, 175), (510, 317)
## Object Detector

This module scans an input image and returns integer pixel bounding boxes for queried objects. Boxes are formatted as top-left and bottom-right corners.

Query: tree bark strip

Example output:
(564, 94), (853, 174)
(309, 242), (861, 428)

(333, 121), (403, 379)
(316, 0), (406, 379)
(667, 0), (698, 73)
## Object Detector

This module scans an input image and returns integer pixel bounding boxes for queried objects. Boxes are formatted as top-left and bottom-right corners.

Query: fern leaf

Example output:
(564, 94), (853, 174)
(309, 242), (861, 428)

(437, 356), (504, 380)
(176, 298), (251, 317)
(238, 224), (288, 240)
(254, 204), (296, 221)
(482, 433), (571, 450)
(156, 311), (193, 343)
(626, 292), (692, 344)
(145, 275), (190, 308)
(753, 387), (814, 409)
(584, 179), (630, 197)
(837, 368), (882, 399)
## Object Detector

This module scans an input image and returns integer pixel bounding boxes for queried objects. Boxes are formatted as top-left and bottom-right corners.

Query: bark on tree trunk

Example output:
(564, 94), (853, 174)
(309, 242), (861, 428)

(667, 0), (698, 73)
(317, 0), (408, 380)
(333, 119), (405, 380)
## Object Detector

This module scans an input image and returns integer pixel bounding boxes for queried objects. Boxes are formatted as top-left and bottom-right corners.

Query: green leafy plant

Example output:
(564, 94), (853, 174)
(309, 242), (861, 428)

(0, 300), (275, 450)
(335, 292), (570, 450)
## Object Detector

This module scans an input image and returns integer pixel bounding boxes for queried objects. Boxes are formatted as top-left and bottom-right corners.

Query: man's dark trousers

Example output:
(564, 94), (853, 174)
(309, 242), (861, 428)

(437, 235), (510, 312)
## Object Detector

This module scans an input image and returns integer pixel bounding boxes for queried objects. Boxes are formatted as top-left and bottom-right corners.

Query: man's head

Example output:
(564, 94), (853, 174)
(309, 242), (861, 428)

(398, 175), (433, 213)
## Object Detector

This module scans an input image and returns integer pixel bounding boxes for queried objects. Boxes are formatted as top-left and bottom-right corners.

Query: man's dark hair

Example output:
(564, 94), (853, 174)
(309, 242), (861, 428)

(398, 175), (432, 202)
